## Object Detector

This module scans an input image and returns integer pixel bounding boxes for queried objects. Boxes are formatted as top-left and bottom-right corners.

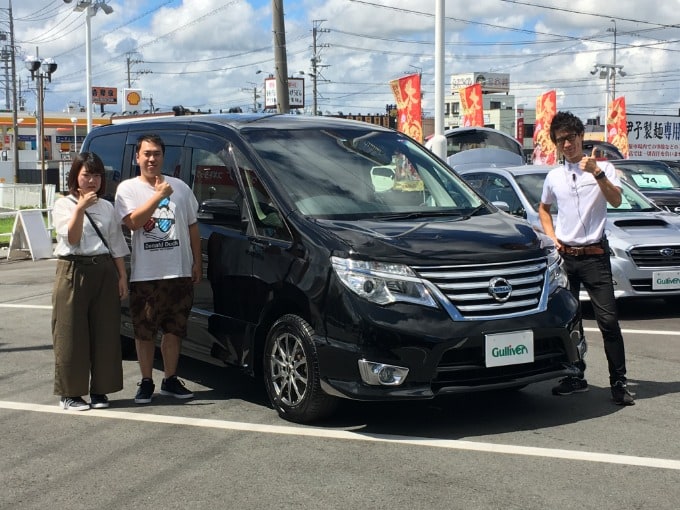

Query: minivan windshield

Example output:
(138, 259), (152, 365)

(243, 127), (484, 219)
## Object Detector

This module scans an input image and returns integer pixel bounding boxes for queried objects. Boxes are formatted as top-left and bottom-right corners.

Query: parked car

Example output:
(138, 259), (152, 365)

(81, 114), (583, 423)
(425, 126), (525, 171)
(458, 164), (680, 302)
(658, 160), (680, 180)
(610, 159), (680, 213)
(582, 140), (625, 161)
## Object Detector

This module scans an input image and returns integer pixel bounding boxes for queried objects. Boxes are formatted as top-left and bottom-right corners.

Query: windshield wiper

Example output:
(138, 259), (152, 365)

(460, 204), (488, 220)
(373, 210), (465, 221)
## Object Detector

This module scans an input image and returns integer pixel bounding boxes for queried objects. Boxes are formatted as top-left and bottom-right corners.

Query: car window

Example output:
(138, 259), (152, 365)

(84, 131), (126, 201)
(231, 146), (291, 242)
(609, 182), (659, 212)
(614, 163), (680, 190)
(241, 127), (483, 219)
(514, 173), (555, 212)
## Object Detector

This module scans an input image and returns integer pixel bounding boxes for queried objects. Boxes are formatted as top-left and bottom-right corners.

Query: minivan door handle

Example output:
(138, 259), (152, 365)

(247, 238), (270, 259)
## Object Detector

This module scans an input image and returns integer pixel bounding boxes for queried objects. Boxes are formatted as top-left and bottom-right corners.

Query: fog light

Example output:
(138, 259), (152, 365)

(570, 330), (588, 359)
(358, 359), (409, 386)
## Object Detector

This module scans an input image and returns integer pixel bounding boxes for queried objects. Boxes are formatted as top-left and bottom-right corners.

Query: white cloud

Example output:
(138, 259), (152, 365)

(8, 0), (680, 119)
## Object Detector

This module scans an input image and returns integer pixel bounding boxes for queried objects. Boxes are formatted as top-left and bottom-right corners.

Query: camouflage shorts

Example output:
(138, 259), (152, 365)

(129, 278), (193, 341)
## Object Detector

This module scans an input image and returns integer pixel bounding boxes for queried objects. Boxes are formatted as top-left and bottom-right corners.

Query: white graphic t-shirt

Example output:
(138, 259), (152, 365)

(115, 175), (198, 282)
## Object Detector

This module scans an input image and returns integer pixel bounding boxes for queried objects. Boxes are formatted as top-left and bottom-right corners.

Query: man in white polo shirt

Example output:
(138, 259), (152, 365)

(539, 111), (634, 406)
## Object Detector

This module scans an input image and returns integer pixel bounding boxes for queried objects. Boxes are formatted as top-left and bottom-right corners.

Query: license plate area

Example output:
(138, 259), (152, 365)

(652, 270), (680, 290)
(485, 330), (534, 368)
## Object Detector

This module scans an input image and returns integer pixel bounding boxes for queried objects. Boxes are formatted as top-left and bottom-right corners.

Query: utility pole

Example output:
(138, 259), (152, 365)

(310, 20), (329, 116)
(1, 31), (9, 109)
(272, 0), (289, 113)
(8, 0), (20, 183)
(240, 83), (261, 112)
(608, 19), (618, 100)
(125, 51), (150, 88)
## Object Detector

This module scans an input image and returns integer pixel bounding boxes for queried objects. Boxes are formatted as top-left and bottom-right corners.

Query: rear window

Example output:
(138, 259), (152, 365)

(445, 129), (523, 158)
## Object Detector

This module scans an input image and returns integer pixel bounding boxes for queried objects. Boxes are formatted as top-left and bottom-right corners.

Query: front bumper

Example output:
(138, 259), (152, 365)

(317, 287), (582, 401)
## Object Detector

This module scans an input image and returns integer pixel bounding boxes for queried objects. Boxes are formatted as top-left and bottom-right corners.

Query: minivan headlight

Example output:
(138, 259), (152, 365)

(546, 244), (568, 294)
(331, 256), (438, 307)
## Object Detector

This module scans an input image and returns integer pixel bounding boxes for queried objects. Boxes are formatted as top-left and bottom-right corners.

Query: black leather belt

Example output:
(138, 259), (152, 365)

(558, 243), (605, 256)
(58, 254), (111, 265)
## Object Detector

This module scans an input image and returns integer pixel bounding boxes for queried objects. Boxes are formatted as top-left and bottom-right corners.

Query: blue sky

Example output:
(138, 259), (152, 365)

(7, 0), (680, 121)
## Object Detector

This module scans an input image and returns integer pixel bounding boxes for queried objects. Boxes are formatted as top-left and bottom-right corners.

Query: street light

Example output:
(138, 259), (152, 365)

(64, 0), (114, 134)
(25, 54), (57, 209)
(70, 117), (78, 153)
(590, 63), (626, 128)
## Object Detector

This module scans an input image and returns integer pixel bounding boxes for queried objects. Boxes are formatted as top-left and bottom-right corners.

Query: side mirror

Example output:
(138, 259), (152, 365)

(198, 199), (242, 226)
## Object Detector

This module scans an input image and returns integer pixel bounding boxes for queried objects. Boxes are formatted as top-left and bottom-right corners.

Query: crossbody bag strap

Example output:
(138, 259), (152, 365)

(69, 196), (111, 252)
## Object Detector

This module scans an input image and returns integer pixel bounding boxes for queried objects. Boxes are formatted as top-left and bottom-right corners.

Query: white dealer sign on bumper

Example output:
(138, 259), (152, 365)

(485, 330), (534, 368)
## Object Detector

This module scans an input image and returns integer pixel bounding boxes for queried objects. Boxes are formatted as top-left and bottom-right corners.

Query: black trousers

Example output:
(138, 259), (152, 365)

(562, 250), (627, 385)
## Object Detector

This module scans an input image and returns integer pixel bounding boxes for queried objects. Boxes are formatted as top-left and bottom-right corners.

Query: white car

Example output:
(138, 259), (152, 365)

(459, 164), (680, 302)
(425, 126), (525, 171)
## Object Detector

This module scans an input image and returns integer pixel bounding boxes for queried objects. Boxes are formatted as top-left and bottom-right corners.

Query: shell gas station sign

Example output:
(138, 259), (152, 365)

(123, 88), (143, 112)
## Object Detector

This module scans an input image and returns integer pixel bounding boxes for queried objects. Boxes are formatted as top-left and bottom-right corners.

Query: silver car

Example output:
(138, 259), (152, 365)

(459, 165), (680, 302)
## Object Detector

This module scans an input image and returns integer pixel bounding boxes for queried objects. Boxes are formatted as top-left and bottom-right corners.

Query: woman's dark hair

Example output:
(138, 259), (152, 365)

(67, 152), (106, 198)
(549, 111), (585, 143)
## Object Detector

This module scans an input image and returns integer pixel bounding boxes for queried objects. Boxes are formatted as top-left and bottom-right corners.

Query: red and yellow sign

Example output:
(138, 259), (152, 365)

(92, 86), (117, 105)
(532, 90), (557, 165)
(389, 73), (423, 143)
(459, 83), (484, 127)
(607, 96), (629, 158)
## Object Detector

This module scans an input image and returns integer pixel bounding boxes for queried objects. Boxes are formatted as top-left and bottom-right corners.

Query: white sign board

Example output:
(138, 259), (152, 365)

(7, 210), (53, 261)
(627, 114), (680, 159)
(264, 77), (305, 109)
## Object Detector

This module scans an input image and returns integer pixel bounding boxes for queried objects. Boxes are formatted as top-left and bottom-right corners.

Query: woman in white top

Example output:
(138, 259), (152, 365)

(52, 152), (130, 410)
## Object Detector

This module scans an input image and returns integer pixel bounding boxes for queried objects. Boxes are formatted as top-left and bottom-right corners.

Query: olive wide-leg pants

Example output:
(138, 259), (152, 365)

(52, 257), (123, 397)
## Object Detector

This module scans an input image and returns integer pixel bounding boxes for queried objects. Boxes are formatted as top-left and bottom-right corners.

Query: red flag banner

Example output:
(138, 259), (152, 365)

(532, 90), (557, 165)
(459, 83), (484, 127)
(607, 96), (629, 158)
(389, 73), (423, 142)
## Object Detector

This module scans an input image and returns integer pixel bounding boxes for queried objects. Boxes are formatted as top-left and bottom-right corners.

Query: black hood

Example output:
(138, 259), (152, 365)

(642, 190), (680, 213)
(316, 211), (542, 265)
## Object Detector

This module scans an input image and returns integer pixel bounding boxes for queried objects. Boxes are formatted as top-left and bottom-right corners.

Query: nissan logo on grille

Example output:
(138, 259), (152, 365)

(660, 248), (675, 257)
(488, 277), (512, 302)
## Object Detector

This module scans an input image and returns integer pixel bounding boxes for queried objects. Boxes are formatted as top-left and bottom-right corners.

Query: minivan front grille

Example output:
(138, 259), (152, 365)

(629, 245), (680, 268)
(412, 257), (547, 320)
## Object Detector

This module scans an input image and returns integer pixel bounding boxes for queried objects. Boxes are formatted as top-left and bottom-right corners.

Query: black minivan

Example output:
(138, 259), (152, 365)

(82, 114), (584, 423)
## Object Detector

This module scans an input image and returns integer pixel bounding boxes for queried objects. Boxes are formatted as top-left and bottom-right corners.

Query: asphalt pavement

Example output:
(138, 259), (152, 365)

(1, 255), (679, 510)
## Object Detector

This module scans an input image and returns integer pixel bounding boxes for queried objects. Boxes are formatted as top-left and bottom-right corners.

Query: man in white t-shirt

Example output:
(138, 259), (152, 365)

(539, 111), (634, 406)
(115, 134), (201, 404)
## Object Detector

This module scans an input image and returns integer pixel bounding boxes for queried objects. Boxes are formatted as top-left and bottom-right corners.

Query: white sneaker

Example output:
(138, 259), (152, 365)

(59, 396), (90, 411)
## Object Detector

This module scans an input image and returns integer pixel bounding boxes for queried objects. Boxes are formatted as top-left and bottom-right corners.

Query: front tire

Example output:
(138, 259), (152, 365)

(263, 314), (337, 423)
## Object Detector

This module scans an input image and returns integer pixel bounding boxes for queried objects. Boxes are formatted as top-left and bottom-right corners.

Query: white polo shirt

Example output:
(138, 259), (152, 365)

(541, 160), (620, 246)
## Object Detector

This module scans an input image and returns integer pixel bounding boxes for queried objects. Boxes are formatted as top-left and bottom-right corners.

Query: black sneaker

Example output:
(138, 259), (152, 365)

(611, 381), (635, 406)
(552, 376), (589, 395)
(135, 378), (155, 404)
(160, 376), (194, 399)
(60, 396), (90, 411)
(90, 394), (110, 409)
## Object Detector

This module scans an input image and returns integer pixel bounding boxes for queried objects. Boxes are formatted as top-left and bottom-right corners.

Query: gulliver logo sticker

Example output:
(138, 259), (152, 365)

(485, 330), (534, 367)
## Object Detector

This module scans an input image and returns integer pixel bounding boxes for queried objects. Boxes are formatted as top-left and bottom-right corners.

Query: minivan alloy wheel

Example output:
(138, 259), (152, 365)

(264, 314), (337, 423)
(269, 330), (308, 406)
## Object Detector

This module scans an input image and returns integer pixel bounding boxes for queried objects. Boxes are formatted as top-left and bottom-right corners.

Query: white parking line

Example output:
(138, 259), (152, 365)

(584, 327), (680, 336)
(0, 304), (51, 309)
(1, 400), (679, 471)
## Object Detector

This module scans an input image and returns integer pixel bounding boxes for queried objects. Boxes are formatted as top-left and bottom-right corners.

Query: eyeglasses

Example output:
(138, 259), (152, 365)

(555, 133), (578, 145)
